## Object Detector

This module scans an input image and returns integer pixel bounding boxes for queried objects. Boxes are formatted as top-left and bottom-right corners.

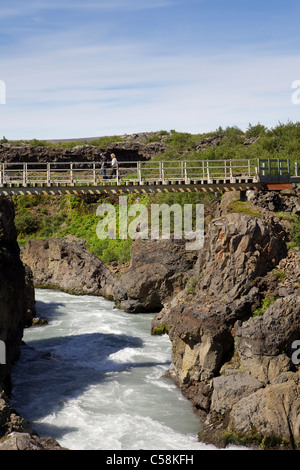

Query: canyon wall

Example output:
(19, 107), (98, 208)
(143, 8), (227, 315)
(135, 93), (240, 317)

(0, 196), (64, 449)
(151, 191), (300, 449)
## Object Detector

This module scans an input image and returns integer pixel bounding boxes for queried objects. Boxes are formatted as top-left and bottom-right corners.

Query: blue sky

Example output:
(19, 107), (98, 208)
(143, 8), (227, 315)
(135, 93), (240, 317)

(0, 0), (300, 140)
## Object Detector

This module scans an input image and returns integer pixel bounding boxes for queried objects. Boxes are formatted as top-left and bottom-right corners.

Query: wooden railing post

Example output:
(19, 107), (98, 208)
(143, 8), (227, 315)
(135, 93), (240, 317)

(23, 163), (27, 186)
(93, 163), (97, 185)
(206, 161), (210, 182)
(137, 162), (142, 184)
(70, 163), (74, 186)
(47, 163), (51, 186)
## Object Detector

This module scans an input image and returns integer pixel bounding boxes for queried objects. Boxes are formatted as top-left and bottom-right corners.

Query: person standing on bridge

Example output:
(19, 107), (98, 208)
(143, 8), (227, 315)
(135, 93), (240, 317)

(100, 153), (108, 180)
(110, 153), (118, 178)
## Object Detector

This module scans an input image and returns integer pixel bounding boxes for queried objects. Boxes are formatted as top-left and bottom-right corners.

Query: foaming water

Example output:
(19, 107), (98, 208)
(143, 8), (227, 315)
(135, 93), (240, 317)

(11, 290), (231, 450)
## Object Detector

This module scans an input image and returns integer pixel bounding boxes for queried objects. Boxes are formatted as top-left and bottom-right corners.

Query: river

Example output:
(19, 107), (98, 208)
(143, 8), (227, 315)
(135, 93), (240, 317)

(11, 289), (238, 451)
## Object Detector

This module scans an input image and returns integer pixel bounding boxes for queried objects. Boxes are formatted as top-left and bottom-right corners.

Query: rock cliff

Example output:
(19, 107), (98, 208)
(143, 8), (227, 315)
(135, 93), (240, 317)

(151, 190), (300, 449)
(117, 239), (197, 313)
(21, 238), (122, 300)
(20, 237), (197, 315)
(0, 138), (165, 164)
(0, 196), (63, 450)
(0, 196), (27, 393)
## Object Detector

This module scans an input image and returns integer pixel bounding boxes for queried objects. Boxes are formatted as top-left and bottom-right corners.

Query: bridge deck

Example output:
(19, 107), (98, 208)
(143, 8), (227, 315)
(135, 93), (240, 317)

(0, 158), (298, 195)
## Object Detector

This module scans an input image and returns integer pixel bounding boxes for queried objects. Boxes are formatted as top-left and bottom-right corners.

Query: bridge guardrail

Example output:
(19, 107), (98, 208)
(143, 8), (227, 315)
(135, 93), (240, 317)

(0, 158), (297, 188)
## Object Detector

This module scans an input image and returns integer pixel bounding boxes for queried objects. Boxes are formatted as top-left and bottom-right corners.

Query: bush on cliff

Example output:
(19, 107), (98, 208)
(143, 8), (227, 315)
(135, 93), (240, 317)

(13, 194), (133, 265)
(15, 212), (40, 235)
(291, 214), (300, 248)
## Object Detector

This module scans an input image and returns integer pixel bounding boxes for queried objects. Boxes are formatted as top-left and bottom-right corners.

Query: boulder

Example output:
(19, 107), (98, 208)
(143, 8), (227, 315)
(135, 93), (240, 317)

(118, 239), (196, 313)
(235, 295), (300, 384)
(21, 238), (123, 300)
(0, 432), (65, 450)
(228, 372), (300, 445)
(210, 372), (263, 416)
(195, 212), (286, 301)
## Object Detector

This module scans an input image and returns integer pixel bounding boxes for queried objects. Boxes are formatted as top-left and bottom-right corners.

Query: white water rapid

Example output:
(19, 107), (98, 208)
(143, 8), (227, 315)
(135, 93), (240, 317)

(11, 289), (242, 451)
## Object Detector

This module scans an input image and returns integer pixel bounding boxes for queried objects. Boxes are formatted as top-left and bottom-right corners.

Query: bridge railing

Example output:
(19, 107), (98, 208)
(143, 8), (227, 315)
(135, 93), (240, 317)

(138, 159), (258, 182)
(0, 158), (297, 188)
(258, 159), (291, 182)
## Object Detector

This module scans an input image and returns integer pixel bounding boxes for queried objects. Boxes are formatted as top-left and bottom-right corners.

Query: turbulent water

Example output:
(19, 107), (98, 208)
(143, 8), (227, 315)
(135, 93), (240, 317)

(11, 289), (232, 451)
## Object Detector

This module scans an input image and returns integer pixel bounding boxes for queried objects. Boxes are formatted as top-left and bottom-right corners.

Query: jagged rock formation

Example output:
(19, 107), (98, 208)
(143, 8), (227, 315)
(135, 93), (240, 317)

(151, 190), (300, 449)
(117, 239), (197, 313)
(0, 197), (64, 450)
(20, 238), (124, 301)
(152, 212), (286, 382)
(0, 391), (65, 450)
(0, 139), (166, 164)
(0, 196), (27, 394)
(21, 237), (197, 315)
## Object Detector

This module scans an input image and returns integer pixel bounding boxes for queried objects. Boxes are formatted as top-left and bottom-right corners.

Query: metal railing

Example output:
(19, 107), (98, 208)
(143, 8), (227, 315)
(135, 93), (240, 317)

(0, 158), (261, 188)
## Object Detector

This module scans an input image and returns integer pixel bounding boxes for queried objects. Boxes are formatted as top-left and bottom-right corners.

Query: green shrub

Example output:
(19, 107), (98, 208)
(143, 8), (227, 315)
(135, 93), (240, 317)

(291, 214), (300, 248)
(253, 296), (278, 317)
(15, 212), (40, 235)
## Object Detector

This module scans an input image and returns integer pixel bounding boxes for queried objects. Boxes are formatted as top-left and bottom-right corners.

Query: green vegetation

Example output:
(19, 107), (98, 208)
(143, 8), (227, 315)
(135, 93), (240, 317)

(152, 325), (169, 336)
(227, 198), (260, 217)
(222, 429), (292, 450)
(13, 191), (214, 265)
(4, 121), (300, 170)
(13, 194), (133, 264)
(272, 268), (286, 282)
(275, 211), (292, 222)
(253, 296), (279, 317)
(146, 121), (300, 170)
(290, 214), (300, 248)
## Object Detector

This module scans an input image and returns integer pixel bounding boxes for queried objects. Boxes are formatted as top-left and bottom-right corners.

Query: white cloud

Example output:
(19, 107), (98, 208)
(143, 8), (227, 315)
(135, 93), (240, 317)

(0, 17), (299, 140)
(0, 0), (173, 19)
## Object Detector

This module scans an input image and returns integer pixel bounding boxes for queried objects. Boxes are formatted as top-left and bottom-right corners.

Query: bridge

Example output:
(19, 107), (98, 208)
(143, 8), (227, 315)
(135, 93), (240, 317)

(0, 158), (299, 196)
